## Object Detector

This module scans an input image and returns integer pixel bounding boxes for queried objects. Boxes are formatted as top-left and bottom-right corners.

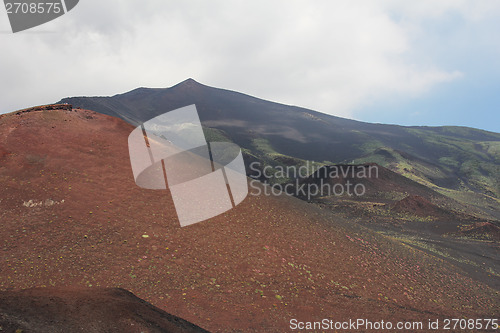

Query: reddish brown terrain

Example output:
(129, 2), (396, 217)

(391, 195), (453, 219)
(0, 106), (498, 332)
(454, 222), (500, 242)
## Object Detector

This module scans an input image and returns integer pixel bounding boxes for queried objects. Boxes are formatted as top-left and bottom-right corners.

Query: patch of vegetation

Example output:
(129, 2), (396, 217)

(438, 156), (460, 168)
(202, 127), (233, 143)
(350, 128), (500, 217)
(351, 134), (385, 155)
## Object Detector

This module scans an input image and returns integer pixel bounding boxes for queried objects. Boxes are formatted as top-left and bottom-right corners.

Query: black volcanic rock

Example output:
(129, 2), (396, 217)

(59, 79), (500, 160)
(0, 287), (210, 333)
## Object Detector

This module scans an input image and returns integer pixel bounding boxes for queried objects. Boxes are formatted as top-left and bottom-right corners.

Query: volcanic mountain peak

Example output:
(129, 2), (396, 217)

(139, 77), (205, 93)
(178, 77), (202, 86)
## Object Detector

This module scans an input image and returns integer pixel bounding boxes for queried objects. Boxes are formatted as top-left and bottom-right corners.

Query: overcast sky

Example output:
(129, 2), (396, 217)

(1, 0), (499, 132)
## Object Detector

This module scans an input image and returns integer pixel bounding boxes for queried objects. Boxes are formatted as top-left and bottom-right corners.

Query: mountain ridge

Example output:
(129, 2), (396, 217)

(66, 78), (500, 134)
(57, 79), (500, 218)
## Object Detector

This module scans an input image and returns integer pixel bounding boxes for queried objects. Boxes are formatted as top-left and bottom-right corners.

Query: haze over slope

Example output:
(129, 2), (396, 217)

(0, 106), (498, 331)
(60, 79), (500, 217)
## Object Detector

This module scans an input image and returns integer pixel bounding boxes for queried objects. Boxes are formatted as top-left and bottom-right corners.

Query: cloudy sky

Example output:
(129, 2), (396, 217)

(1, 0), (499, 132)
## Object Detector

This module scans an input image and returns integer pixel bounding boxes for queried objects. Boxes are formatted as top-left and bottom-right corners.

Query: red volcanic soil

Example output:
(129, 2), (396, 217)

(391, 195), (453, 219)
(456, 222), (500, 241)
(0, 287), (208, 333)
(0, 107), (499, 332)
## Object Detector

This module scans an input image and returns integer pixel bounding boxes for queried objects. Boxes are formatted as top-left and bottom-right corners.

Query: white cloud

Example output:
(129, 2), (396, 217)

(0, 0), (497, 120)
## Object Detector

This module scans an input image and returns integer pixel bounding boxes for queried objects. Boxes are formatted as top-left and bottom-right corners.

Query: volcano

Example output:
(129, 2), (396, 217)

(59, 78), (500, 219)
(0, 105), (498, 331)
